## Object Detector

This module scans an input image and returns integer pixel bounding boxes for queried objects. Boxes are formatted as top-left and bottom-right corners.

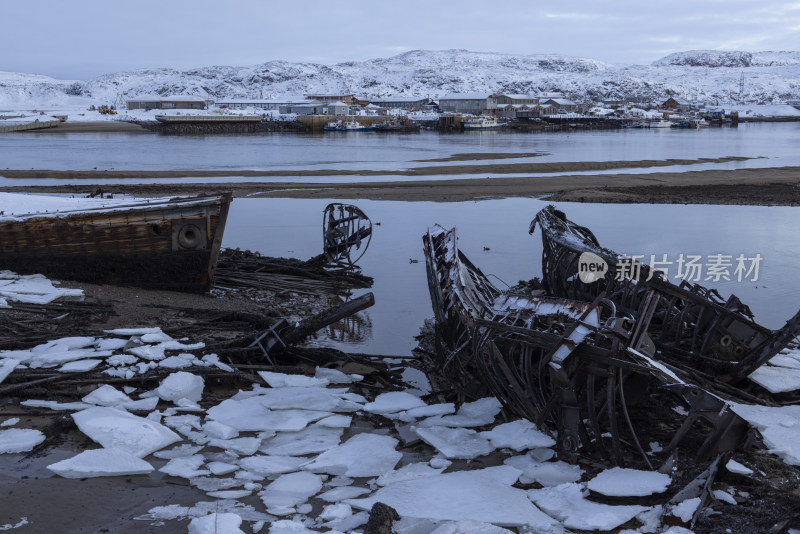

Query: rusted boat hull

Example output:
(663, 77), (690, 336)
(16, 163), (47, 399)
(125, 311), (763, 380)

(0, 193), (232, 293)
(424, 224), (757, 464)
(530, 207), (800, 381)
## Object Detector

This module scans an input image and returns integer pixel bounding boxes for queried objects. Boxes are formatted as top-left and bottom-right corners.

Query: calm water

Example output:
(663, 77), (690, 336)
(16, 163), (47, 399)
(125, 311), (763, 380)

(1, 125), (798, 355)
(1, 122), (800, 177)
(224, 198), (800, 356)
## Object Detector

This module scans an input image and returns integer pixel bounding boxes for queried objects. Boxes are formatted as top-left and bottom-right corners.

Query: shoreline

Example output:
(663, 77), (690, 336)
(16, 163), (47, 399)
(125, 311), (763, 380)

(1, 166), (799, 206)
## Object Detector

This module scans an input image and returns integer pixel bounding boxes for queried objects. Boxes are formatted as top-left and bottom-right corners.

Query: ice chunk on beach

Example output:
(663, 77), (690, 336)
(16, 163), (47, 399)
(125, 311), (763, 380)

(82, 384), (133, 406)
(208, 437), (262, 456)
(58, 359), (102, 372)
(258, 371), (330, 388)
(726, 458), (754, 475)
(157, 371), (204, 402)
(316, 415), (352, 428)
(397, 403), (456, 422)
(128, 344), (166, 361)
(27, 348), (113, 369)
(260, 426), (343, 456)
(0, 428), (45, 453)
(158, 355), (195, 369)
(1, 418), (19, 427)
(318, 485), (371, 502)
(418, 397), (502, 428)
(587, 467), (671, 497)
(730, 403), (800, 465)
(239, 455), (307, 477)
(160, 454), (209, 479)
(255, 386), (363, 412)
(303, 433), (401, 477)
(202, 420), (239, 440)
(315, 366), (361, 384)
(430, 520), (515, 534)
(188, 512), (245, 534)
(268, 520), (322, 534)
(505, 455), (583, 486)
(95, 338), (129, 351)
(670, 497), (701, 523)
(480, 419), (556, 451)
(0, 272), (83, 306)
(415, 426), (496, 460)
(363, 391), (427, 414)
(47, 447), (153, 478)
(72, 406), (180, 457)
(21, 399), (92, 411)
(259, 471), (324, 515)
(0, 358), (19, 385)
(749, 365), (800, 394)
(348, 466), (555, 528)
(206, 397), (331, 432)
(528, 483), (648, 530)
(376, 461), (447, 486)
(105, 327), (163, 336)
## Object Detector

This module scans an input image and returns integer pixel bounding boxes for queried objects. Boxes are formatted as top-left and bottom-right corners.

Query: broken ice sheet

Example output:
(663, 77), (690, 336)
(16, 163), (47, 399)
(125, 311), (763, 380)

(58, 359), (102, 372)
(347, 466), (556, 528)
(480, 419), (555, 451)
(587, 467), (671, 497)
(730, 403), (800, 465)
(363, 391), (427, 414)
(238, 455), (307, 477)
(257, 370), (330, 388)
(504, 455), (583, 486)
(187, 512), (245, 534)
(259, 471), (324, 515)
(528, 483), (649, 531)
(47, 447), (154, 478)
(430, 520), (515, 534)
(159, 454), (210, 479)
(157, 371), (205, 402)
(72, 406), (180, 457)
(303, 433), (401, 477)
(315, 366), (361, 384)
(376, 461), (447, 486)
(726, 458), (754, 475)
(208, 398), (332, 432)
(748, 365), (800, 394)
(318, 485), (371, 502)
(417, 397), (502, 428)
(0, 428), (45, 454)
(260, 426), (343, 456)
(414, 426), (496, 460)
(0, 358), (19, 385)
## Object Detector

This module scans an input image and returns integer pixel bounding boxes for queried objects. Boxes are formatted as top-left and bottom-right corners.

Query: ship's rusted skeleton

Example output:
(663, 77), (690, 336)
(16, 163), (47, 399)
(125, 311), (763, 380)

(323, 203), (372, 266)
(530, 207), (800, 382)
(423, 225), (755, 465)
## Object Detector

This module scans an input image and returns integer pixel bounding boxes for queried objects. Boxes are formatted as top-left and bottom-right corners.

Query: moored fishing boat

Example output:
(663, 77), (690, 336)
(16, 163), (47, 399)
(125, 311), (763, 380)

(0, 191), (233, 293)
(323, 119), (370, 131)
(461, 115), (501, 130)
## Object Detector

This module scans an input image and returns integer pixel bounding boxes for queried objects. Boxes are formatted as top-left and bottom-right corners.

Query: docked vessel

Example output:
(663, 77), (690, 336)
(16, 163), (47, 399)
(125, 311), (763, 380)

(462, 115), (501, 130)
(649, 119), (673, 128)
(323, 120), (370, 131)
(0, 192), (233, 293)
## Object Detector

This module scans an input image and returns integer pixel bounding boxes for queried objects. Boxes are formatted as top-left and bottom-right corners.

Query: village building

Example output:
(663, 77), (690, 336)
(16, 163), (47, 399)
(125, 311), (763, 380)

(126, 96), (212, 110)
(662, 96), (692, 112)
(365, 97), (431, 110)
(540, 98), (579, 113)
(496, 94), (538, 106)
(214, 98), (306, 110)
(280, 100), (349, 115)
(438, 93), (499, 114)
(305, 94), (363, 106)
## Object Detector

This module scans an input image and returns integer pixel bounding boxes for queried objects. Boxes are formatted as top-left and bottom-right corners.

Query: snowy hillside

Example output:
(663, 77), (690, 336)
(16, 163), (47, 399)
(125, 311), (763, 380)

(2, 49), (800, 108)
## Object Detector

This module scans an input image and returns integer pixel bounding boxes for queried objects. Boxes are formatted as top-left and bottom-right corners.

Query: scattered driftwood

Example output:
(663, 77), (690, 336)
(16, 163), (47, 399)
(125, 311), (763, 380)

(215, 248), (373, 295)
(0, 299), (114, 350)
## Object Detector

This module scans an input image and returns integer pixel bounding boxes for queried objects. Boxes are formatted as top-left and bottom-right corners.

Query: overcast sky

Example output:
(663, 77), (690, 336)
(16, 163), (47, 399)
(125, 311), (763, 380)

(2, 0), (799, 80)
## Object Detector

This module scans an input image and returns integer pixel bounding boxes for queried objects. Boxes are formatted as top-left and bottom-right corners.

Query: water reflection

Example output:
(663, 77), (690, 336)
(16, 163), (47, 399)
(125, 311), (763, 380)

(224, 197), (800, 356)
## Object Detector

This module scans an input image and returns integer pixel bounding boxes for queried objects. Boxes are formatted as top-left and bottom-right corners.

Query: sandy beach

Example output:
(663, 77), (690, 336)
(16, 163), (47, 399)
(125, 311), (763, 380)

(2, 165), (799, 205)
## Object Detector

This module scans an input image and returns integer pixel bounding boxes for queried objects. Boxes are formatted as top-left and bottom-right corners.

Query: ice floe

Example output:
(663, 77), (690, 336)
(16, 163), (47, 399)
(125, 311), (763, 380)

(480, 419), (556, 451)
(528, 482), (649, 530)
(258, 471), (324, 515)
(47, 447), (154, 478)
(0, 428), (45, 453)
(414, 426), (496, 460)
(258, 370), (330, 388)
(417, 397), (502, 428)
(587, 467), (671, 497)
(187, 512), (245, 534)
(0, 272), (84, 306)
(348, 466), (557, 528)
(303, 433), (402, 477)
(72, 406), (180, 457)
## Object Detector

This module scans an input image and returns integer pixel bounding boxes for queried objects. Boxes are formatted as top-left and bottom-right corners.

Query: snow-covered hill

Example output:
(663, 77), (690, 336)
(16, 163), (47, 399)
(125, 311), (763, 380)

(2, 49), (800, 108)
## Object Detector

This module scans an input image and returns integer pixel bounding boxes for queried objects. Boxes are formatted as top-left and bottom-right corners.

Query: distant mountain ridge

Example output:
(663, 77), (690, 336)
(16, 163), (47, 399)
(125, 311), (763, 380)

(2, 49), (799, 108)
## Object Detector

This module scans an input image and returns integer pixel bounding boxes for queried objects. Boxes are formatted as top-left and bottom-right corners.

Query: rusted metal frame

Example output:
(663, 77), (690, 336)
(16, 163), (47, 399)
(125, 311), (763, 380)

(617, 366), (654, 469)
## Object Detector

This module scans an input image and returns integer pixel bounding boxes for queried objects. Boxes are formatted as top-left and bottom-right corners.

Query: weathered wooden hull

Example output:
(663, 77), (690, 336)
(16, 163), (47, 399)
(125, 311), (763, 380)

(0, 193), (232, 293)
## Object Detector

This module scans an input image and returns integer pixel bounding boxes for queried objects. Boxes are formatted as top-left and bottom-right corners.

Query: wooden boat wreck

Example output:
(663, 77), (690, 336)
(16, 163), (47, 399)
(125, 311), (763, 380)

(530, 206), (800, 383)
(423, 224), (763, 465)
(0, 192), (232, 293)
